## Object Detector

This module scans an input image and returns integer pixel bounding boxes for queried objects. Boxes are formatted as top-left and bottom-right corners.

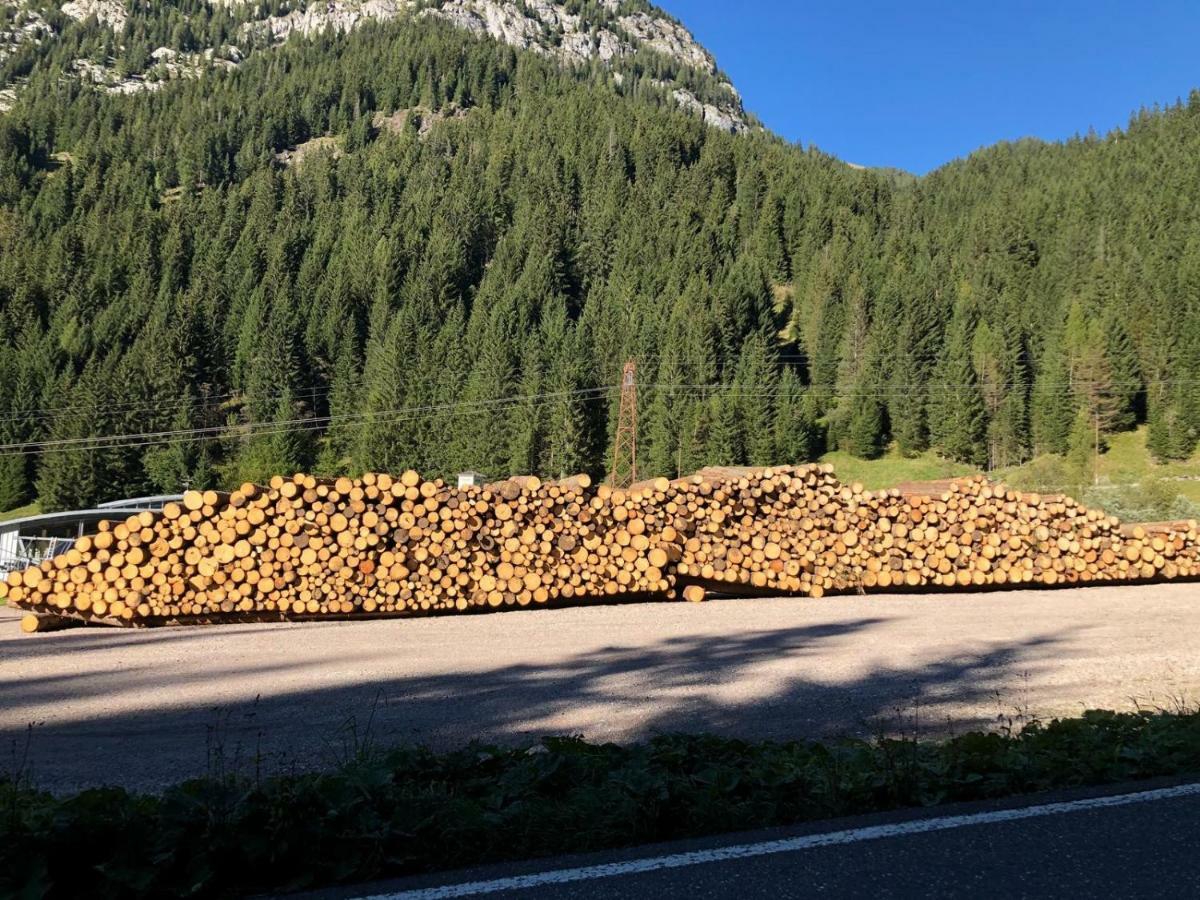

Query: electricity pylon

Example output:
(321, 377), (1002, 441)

(608, 360), (638, 488)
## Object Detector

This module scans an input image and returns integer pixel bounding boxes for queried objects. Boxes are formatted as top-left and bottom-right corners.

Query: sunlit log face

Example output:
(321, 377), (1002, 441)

(6, 466), (1198, 628)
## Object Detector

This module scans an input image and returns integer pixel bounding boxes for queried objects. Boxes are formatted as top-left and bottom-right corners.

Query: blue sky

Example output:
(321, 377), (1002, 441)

(657, 1), (1200, 174)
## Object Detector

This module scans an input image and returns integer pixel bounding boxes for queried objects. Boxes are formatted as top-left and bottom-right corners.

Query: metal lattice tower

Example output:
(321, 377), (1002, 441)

(608, 360), (638, 488)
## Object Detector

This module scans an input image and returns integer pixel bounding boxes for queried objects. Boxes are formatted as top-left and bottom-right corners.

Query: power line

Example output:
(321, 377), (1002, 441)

(0, 376), (1193, 459)
(0, 371), (1183, 428)
(0, 379), (1183, 455)
(0, 386), (619, 457)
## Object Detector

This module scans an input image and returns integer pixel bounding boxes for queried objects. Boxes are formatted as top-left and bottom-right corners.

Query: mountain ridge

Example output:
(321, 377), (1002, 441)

(0, 0), (749, 130)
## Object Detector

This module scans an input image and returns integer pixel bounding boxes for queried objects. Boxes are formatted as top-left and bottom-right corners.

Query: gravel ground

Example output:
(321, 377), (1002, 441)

(1, 583), (1197, 793)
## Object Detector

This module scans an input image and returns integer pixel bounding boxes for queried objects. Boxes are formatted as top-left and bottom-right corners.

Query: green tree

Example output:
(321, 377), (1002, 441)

(928, 307), (987, 467)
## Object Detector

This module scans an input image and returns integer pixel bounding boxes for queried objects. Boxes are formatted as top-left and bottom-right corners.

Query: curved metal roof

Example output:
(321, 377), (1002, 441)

(97, 494), (184, 510)
(0, 495), (183, 534)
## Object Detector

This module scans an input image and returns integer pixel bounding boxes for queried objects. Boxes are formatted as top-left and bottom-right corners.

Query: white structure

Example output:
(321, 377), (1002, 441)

(0, 495), (183, 573)
(456, 471), (488, 488)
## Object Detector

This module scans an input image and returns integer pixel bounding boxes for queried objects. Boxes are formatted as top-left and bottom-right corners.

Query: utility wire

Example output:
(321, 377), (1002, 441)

(0, 377), (1190, 458)
(0, 387), (620, 457)
(0, 371), (1180, 428)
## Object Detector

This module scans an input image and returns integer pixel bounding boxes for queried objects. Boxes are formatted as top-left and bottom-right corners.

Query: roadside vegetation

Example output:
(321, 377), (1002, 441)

(4, 709), (1200, 897)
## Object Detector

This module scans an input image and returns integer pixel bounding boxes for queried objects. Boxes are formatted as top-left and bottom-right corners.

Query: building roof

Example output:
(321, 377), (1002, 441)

(97, 494), (183, 510)
(0, 495), (183, 534)
(0, 509), (126, 534)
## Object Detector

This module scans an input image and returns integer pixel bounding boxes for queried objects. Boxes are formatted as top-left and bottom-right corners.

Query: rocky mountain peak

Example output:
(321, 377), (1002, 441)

(241, 1), (747, 132)
(2, 1), (746, 131)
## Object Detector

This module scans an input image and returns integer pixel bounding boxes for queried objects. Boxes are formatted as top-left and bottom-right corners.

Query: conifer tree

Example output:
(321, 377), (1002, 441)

(928, 306), (988, 466)
(35, 370), (113, 512)
(642, 354), (685, 477)
(842, 340), (887, 460)
(507, 337), (545, 479)
(705, 391), (742, 467)
(1065, 406), (1097, 490)
(677, 398), (714, 476)
(732, 334), (779, 465)
(772, 368), (821, 463)
(0, 346), (35, 510)
(1031, 332), (1074, 455)
(1100, 308), (1141, 432)
(888, 337), (928, 458)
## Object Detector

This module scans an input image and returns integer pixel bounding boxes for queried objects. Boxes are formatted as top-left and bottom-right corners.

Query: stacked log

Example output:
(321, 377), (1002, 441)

(671, 467), (1200, 596)
(3, 470), (683, 625)
(4, 465), (1199, 629)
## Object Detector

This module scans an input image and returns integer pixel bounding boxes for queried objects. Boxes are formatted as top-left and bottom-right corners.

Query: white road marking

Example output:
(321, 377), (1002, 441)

(355, 781), (1200, 899)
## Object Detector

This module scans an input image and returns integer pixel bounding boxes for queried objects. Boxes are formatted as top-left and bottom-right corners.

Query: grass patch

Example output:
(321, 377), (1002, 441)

(3, 710), (1200, 897)
(996, 427), (1200, 520)
(820, 448), (976, 490)
(0, 501), (40, 523)
(819, 428), (1200, 520)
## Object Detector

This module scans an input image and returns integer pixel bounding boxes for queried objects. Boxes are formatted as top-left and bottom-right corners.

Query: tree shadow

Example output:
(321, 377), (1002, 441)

(0, 613), (1073, 794)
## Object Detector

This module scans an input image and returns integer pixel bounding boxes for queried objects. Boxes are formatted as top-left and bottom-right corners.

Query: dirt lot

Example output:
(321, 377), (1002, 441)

(1, 583), (1198, 793)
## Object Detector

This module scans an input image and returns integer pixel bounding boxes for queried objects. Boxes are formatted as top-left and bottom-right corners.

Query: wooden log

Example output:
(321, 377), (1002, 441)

(6, 464), (1200, 629)
(21, 613), (82, 634)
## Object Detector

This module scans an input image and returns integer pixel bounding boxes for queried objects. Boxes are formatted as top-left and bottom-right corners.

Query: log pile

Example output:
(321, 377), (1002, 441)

(5, 465), (1199, 629)
(672, 467), (1200, 596)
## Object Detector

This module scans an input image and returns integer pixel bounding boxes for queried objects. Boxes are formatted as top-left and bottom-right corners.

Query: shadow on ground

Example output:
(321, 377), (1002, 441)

(0, 612), (1068, 793)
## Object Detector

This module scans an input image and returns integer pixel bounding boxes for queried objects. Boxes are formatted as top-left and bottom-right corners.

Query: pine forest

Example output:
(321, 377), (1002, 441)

(2, 7), (1200, 513)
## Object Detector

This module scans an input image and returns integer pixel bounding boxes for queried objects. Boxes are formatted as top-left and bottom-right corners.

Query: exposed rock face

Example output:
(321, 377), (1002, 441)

(247, 1), (409, 42)
(61, 0), (129, 31)
(68, 47), (238, 99)
(373, 104), (470, 137)
(245, 1), (747, 132)
(6, 1), (748, 133)
(672, 88), (745, 135)
(619, 12), (713, 72)
(0, 6), (52, 65)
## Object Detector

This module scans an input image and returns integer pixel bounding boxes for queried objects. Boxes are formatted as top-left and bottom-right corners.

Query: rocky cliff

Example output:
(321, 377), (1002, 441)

(1, 0), (746, 131)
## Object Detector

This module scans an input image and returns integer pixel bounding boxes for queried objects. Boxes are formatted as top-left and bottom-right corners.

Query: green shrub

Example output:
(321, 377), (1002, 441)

(3, 710), (1200, 898)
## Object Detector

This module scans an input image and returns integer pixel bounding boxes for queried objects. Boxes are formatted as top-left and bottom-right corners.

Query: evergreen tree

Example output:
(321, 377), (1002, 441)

(705, 391), (742, 467)
(732, 334), (778, 465)
(1065, 406), (1097, 490)
(888, 339), (928, 458)
(35, 370), (114, 512)
(642, 354), (685, 478)
(1100, 308), (1141, 432)
(1031, 332), (1074, 455)
(842, 340), (887, 460)
(772, 369), (821, 463)
(928, 307), (987, 466)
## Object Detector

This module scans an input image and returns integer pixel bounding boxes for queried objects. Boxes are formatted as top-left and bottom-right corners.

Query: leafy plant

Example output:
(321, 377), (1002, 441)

(3, 709), (1200, 898)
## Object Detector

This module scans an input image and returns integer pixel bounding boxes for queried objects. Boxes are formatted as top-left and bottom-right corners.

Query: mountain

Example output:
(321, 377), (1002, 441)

(0, 3), (1199, 513)
(1, 1), (748, 130)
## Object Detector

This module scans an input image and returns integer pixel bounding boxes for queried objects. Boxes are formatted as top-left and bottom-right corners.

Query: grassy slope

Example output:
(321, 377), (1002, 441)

(0, 501), (40, 523)
(1089, 429), (1200, 502)
(822, 427), (1200, 520)
(819, 448), (976, 489)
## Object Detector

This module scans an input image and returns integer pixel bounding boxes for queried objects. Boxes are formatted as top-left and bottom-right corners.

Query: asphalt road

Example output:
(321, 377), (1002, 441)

(313, 782), (1200, 899)
(1, 582), (1198, 792)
